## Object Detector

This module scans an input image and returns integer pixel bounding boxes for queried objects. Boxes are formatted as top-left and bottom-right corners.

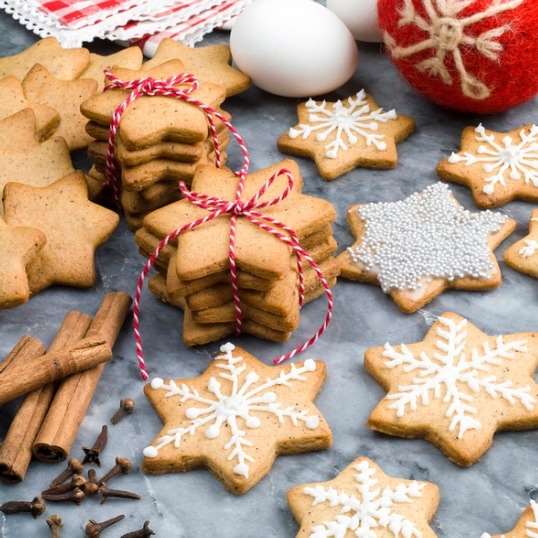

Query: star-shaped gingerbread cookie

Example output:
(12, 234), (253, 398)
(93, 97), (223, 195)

(143, 38), (251, 97)
(79, 47), (143, 91)
(22, 64), (97, 150)
(438, 124), (538, 208)
(338, 183), (516, 313)
(482, 500), (538, 538)
(142, 343), (332, 494)
(278, 90), (415, 180)
(0, 37), (89, 80)
(504, 209), (538, 279)
(81, 60), (226, 148)
(0, 217), (46, 309)
(0, 109), (74, 212)
(288, 456), (440, 537)
(0, 75), (59, 140)
(365, 312), (538, 467)
(3, 172), (119, 293)
(142, 159), (336, 281)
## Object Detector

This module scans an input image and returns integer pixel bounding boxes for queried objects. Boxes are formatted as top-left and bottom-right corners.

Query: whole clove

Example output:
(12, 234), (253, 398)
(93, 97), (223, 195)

(110, 398), (135, 425)
(85, 514), (125, 537)
(98, 456), (133, 485)
(0, 496), (46, 518)
(120, 521), (155, 538)
(42, 487), (85, 504)
(48, 458), (84, 488)
(98, 485), (141, 504)
(42, 474), (86, 495)
(47, 514), (63, 537)
(82, 425), (108, 466)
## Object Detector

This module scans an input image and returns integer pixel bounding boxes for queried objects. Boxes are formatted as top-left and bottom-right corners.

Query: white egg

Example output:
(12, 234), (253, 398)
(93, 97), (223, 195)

(230, 0), (358, 97)
(327, 0), (382, 43)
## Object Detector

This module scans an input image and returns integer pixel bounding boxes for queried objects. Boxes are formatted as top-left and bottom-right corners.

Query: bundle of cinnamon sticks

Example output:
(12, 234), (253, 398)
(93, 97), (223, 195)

(0, 292), (131, 483)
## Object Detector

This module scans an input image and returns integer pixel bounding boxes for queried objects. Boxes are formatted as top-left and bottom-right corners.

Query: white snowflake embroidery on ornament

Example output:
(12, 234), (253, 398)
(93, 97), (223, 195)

(348, 183), (508, 291)
(304, 460), (425, 538)
(142, 343), (320, 478)
(519, 239), (538, 258)
(383, 316), (534, 439)
(448, 124), (538, 194)
(288, 90), (398, 159)
(384, 0), (524, 100)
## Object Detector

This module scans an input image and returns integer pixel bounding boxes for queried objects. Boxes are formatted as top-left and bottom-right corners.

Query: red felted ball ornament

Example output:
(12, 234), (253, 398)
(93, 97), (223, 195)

(378, 0), (538, 114)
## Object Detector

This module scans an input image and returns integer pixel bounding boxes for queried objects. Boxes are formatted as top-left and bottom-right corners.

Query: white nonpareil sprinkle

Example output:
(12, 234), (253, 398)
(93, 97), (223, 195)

(348, 183), (508, 292)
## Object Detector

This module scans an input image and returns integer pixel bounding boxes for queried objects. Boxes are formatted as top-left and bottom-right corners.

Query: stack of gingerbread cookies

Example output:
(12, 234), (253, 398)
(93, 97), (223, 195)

(134, 160), (341, 345)
(80, 39), (251, 230)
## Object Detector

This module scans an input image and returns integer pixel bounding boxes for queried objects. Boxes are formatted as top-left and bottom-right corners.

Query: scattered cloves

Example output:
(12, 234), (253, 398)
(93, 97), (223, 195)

(48, 458), (84, 488)
(120, 521), (155, 538)
(0, 496), (46, 518)
(42, 474), (86, 495)
(110, 398), (135, 425)
(47, 514), (63, 537)
(98, 485), (141, 504)
(42, 487), (85, 505)
(98, 456), (133, 485)
(82, 425), (108, 466)
(84, 514), (125, 537)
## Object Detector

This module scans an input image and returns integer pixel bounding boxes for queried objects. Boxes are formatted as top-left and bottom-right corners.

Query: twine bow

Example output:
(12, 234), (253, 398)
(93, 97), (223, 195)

(103, 70), (334, 381)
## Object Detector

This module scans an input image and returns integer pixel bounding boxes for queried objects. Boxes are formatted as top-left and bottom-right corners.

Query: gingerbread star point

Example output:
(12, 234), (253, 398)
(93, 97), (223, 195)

(3, 171), (119, 293)
(142, 343), (332, 494)
(505, 209), (538, 279)
(338, 183), (516, 313)
(365, 312), (538, 467)
(482, 500), (538, 538)
(278, 90), (415, 180)
(143, 38), (251, 97)
(438, 123), (538, 208)
(288, 456), (440, 538)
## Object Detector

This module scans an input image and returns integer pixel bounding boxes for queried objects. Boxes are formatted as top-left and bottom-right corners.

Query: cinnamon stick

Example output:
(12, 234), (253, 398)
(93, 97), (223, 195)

(0, 337), (111, 407)
(0, 312), (91, 483)
(33, 292), (131, 463)
(0, 337), (43, 375)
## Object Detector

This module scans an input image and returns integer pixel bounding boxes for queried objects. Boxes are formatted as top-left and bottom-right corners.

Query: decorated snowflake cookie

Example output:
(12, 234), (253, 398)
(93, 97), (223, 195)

(142, 343), (332, 494)
(338, 183), (516, 313)
(365, 312), (538, 466)
(504, 209), (538, 279)
(438, 124), (538, 208)
(278, 90), (415, 180)
(482, 500), (538, 538)
(288, 456), (440, 537)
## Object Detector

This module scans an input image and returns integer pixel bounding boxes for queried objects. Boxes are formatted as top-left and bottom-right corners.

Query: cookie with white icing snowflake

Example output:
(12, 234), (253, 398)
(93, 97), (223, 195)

(288, 456), (440, 537)
(338, 183), (516, 313)
(142, 343), (332, 494)
(365, 312), (538, 467)
(482, 500), (538, 538)
(438, 124), (538, 208)
(504, 209), (538, 279)
(278, 90), (415, 180)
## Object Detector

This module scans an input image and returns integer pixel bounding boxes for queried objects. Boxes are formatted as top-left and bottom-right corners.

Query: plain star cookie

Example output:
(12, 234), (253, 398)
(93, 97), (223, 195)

(338, 183), (516, 313)
(142, 343), (332, 494)
(365, 312), (538, 467)
(0, 37), (89, 81)
(0, 217), (46, 309)
(288, 456), (440, 537)
(504, 209), (538, 279)
(22, 64), (98, 150)
(278, 90), (415, 180)
(143, 38), (251, 97)
(438, 124), (538, 208)
(482, 500), (538, 538)
(3, 172), (119, 293)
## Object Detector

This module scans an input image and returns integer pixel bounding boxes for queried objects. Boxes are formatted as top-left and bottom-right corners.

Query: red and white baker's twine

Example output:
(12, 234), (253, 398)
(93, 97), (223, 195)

(103, 70), (334, 381)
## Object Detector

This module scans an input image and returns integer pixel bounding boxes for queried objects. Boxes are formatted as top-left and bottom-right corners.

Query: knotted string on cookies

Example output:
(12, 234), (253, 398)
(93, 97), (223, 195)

(102, 70), (334, 381)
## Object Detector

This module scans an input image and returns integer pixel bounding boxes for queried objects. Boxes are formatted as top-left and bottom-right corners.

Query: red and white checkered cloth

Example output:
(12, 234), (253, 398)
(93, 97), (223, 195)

(0, 0), (252, 50)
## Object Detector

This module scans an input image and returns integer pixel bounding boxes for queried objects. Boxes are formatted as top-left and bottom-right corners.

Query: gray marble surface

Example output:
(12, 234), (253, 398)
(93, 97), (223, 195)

(0, 13), (537, 538)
